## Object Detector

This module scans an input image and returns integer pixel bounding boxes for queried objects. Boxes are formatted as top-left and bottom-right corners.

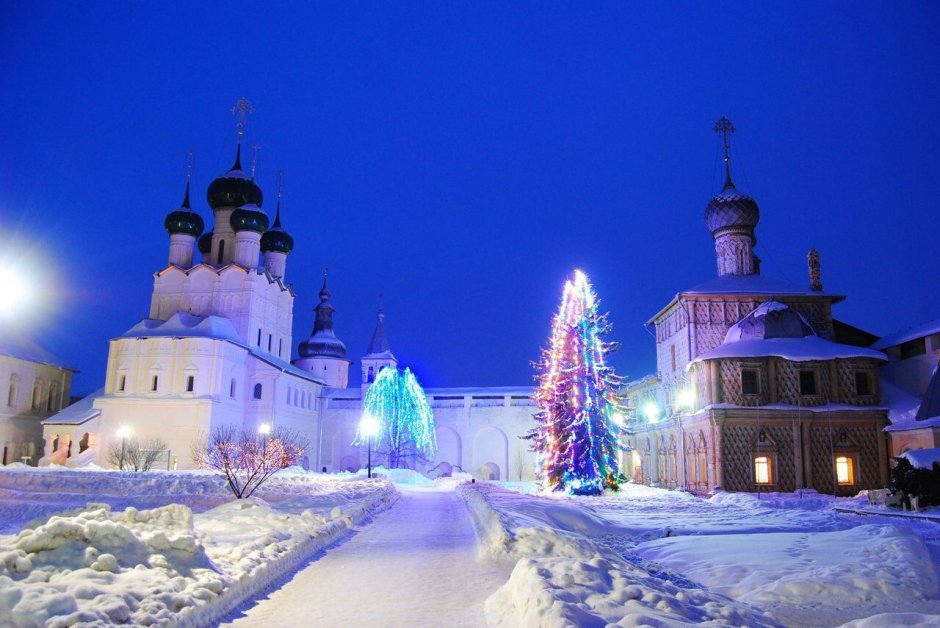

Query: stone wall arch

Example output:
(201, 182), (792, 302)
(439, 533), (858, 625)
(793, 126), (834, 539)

(472, 426), (508, 481)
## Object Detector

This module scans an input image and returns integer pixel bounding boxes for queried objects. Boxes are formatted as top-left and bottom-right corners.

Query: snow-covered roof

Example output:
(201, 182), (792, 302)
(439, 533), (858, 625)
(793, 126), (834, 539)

(681, 274), (843, 299)
(691, 301), (887, 364)
(118, 312), (243, 343)
(0, 331), (74, 371)
(119, 313), (323, 384)
(880, 378), (923, 426)
(692, 336), (887, 364)
(42, 389), (103, 426)
(873, 317), (940, 350)
(647, 274), (845, 324)
(914, 366), (940, 422)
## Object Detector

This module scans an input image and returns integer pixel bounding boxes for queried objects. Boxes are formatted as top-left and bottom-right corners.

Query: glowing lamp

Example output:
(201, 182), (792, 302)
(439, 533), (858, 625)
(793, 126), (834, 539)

(0, 265), (29, 318)
(258, 423), (271, 436)
(643, 402), (660, 423)
(677, 388), (695, 410)
(610, 412), (625, 427)
(116, 426), (132, 439)
(359, 413), (381, 438)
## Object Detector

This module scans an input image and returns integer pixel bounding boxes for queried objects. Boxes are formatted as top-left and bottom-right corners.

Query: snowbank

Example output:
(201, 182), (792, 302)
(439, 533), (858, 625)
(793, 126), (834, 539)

(0, 475), (396, 627)
(459, 482), (777, 627)
(636, 524), (939, 608)
(839, 612), (940, 627)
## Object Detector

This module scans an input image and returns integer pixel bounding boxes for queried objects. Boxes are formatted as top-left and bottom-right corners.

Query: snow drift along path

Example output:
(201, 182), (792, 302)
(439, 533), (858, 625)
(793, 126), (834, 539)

(225, 484), (508, 627)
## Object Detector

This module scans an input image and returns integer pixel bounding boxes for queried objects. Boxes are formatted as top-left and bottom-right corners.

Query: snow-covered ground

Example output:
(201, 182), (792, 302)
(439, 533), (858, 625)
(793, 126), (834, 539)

(0, 465), (395, 626)
(224, 480), (509, 627)
(4, 464), (940, 627)
(466, 481), (940, 627)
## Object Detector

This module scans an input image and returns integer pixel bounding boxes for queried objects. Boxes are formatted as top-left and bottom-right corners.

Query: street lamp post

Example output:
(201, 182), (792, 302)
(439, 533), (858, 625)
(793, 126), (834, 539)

(258, 422), (271, 444)
(359, 413), (380, 479)
(116, 426), (131, 470)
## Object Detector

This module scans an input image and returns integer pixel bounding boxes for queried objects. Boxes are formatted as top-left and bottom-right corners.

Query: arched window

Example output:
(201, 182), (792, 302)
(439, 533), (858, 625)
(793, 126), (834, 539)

(118, 374), (126, 392)
(217, 239), (225, 264)
(151, 375), (159, 392)
(7, 375), (19, 407)
(230, 378), (236, 398)
(31, 381), (42, 409)
(253, 383), (263, 400)
(367, 366), (374, 383)
(186, 375), (195, 392)
(47, 383), (59, 412)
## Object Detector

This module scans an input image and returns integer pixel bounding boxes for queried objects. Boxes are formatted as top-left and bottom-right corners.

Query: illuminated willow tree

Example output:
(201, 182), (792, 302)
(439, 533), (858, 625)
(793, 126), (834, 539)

(357, 367), (437, 468)
(530, 270), (625, 495)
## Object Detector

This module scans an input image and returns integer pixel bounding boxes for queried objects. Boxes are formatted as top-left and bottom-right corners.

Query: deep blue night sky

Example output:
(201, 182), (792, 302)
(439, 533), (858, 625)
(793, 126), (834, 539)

(1, 2), (938, 396)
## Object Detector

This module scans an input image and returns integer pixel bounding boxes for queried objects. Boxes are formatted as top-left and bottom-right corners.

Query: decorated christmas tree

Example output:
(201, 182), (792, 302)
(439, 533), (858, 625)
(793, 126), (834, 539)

(356, 366), (437, 468)
(530, 270), (625, 495)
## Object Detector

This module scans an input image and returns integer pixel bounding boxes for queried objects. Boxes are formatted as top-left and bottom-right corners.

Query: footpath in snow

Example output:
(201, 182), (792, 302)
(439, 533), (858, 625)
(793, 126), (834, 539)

(224, 483), (509, 627)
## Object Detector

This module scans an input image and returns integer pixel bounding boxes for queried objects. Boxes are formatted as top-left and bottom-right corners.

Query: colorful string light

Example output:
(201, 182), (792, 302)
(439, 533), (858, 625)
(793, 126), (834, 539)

(529, 270), (625, 495)
(355, 366), (437, 466)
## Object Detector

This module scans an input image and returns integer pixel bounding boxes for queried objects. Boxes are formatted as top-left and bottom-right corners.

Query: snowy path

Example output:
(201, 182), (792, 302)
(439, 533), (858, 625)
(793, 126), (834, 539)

(223, 485), (507, 627)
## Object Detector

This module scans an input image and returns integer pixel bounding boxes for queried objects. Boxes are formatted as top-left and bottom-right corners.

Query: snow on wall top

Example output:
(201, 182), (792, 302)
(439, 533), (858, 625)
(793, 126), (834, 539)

(41, 388), (103, 425)
(874, 317), (940, 350)
(0, 331), (74, 371)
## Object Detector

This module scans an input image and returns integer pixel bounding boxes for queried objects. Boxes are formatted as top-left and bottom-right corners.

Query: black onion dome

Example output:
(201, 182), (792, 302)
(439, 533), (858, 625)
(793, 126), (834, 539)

(230, 203), (269, 233)
(206, 145), (264, 210)
(165, 210), (205, 237)
(704, 181), (760, 235)
(198, 231), (213, 255)
(260, 204), (293, 254)
(298, 276), (347, 359)
(164, 180), (205, 237)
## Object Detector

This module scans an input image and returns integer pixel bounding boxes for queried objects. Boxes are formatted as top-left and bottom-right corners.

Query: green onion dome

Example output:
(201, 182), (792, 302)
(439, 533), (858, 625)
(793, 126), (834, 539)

(230, 203), (269, 233)
(164, 180), (205, 237)
(260, 203), (293, 254)
(206, 145), (263, 210)
(198, 231), (213, 255)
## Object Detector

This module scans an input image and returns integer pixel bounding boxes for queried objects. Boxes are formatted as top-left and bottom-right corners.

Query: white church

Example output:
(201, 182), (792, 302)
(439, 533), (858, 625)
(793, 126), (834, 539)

(39, 131), (537, 481)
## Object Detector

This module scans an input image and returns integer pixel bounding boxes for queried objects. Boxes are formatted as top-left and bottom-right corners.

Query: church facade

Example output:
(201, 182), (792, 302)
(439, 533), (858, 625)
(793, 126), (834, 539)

(39, 131), (536, 481)
(624, 119), (890, 496)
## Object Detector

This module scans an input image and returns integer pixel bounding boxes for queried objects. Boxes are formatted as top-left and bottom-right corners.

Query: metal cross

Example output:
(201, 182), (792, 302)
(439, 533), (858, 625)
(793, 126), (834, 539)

(713, 117), (736, 185)
(231, 97), (254, 136)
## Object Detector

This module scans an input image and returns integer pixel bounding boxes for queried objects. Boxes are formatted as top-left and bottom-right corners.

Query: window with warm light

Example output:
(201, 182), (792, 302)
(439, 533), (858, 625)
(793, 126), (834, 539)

(754, 455), (772, 484)
(836, 455), (855, 485)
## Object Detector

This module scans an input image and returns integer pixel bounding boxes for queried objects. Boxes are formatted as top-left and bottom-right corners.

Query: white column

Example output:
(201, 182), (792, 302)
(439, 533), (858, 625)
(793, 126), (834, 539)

(263, 251), (287, 279)
(234, 231), (262, 269)
(168, 233), (196, 268)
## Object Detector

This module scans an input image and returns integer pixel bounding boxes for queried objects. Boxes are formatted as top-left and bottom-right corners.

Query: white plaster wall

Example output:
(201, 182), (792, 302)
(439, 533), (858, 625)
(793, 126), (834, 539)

(149, 265), (293, 361)
(0, 354), (72, 464)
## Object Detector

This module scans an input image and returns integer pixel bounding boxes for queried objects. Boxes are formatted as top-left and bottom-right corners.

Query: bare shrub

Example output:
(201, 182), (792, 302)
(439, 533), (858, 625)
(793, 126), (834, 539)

(106, 437), (169, 472)
(192, 425), (307, 498)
